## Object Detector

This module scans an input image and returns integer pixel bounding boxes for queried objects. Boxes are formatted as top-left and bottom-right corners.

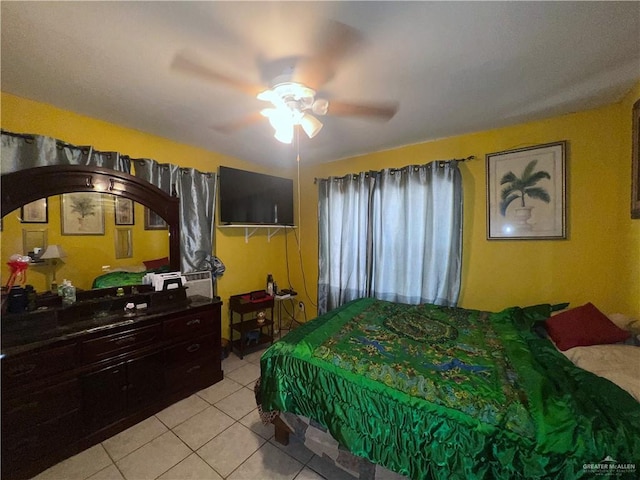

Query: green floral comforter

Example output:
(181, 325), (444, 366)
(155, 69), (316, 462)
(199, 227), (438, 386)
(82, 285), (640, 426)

(260, 298), (639, 479)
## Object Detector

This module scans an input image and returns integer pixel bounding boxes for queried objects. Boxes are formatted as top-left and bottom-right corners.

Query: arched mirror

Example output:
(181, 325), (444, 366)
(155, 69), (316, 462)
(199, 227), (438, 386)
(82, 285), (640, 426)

(1, 165), (180, 294)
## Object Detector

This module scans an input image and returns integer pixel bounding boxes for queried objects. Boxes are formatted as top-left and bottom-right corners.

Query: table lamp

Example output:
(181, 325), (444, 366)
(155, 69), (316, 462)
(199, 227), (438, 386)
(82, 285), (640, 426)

(39, 244), (67, 292)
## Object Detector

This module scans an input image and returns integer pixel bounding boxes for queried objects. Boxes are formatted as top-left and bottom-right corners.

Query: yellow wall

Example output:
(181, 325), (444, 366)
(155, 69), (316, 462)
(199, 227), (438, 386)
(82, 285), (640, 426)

(2, 197), (168, 292)
(3, 84), (638, 334)
(291, 84), (640, 319)
(621, 82), (640, 316)
(0, 92), (296, 338)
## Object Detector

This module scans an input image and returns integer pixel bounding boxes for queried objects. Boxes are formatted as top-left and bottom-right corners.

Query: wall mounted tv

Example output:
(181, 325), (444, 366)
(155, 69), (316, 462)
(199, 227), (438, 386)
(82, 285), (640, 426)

(219, 166), (294, 225)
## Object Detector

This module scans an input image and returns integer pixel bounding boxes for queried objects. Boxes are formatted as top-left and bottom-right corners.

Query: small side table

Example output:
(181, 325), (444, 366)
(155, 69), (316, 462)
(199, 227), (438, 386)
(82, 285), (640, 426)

(228, 291), (275, 359)
(274, 293), (297, 337)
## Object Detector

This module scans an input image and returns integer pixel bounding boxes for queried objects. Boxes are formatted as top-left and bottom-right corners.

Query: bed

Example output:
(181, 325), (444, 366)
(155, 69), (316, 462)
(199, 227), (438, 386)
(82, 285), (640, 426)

(91, 258), (170, 289)
(258, 298), (640, 479)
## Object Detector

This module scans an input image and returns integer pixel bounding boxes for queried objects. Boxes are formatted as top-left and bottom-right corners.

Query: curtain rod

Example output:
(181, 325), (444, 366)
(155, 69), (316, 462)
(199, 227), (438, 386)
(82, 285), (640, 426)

(313, 155), (476, 184)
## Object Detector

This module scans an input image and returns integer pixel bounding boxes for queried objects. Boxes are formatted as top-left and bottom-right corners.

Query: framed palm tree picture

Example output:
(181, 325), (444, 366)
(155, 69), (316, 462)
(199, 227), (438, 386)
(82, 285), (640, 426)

(61, 192), (105, 235)
(486, 141), (566, 240)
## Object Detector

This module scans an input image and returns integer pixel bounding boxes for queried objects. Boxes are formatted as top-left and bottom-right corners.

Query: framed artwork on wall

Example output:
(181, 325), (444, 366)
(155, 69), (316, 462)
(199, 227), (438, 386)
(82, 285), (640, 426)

(21, 198), (48, 223)
(22, 229), (47, 257)
(115, 197), (135, 225)
(115, 228), (133, 259)
(486, 141), (566, 240)
(632, 99), (640, 219)
(61, 193), (105, 235)
(144, 207), (168, 230)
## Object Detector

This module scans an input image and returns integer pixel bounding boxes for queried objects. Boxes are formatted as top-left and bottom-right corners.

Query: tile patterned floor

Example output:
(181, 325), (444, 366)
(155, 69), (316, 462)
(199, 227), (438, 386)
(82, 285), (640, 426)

(31, 338), (349, 480)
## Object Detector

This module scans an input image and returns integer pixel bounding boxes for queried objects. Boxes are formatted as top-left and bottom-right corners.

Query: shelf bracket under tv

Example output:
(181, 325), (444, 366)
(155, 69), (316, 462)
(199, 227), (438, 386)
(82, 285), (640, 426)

(218, 224), (297, 243)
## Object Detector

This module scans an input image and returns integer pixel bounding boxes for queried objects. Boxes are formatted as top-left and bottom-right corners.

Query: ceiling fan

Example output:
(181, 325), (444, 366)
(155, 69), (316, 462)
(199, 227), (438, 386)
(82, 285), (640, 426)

(170, 21), (398, 144)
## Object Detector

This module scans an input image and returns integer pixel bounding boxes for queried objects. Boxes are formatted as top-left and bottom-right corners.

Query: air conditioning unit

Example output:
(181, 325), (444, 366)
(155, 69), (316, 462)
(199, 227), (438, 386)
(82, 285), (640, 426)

(183, 271), (213, 298)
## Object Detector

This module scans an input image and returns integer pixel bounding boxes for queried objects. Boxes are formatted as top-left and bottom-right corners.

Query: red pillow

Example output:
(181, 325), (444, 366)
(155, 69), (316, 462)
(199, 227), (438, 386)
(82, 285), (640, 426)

(544, 302), (630, 351)
(143, 257), (169, 270)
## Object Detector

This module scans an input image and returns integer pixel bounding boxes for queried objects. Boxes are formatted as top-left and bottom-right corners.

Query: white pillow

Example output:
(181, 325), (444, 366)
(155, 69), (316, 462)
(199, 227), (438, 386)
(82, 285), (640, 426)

(562, 344), (640, 402)
(607, 313), (640, 334)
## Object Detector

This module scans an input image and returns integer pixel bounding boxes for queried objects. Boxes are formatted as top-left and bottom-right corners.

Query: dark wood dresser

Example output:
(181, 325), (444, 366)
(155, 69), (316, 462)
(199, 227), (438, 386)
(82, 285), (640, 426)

(1, 288), (223, 480)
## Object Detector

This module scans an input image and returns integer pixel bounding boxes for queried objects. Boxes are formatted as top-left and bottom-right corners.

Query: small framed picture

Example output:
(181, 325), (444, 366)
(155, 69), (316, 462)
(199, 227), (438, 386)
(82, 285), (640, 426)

(144, 207), (168, 230)
(21, 198), (48, 223)
(61, 192), (105, 235)
(115, 228), (133, 259)
(115, 197), (135, 225)
(486, 141), (566, 240)
(23, 229), (47, 257)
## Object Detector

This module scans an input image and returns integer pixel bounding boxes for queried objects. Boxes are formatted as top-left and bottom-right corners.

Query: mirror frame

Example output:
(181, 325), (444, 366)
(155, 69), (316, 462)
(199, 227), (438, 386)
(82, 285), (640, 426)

(1, 165), (180, 270)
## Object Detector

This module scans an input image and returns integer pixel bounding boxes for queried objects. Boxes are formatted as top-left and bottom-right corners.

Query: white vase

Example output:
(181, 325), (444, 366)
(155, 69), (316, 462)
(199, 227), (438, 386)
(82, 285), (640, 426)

(514, 206), (534, 231)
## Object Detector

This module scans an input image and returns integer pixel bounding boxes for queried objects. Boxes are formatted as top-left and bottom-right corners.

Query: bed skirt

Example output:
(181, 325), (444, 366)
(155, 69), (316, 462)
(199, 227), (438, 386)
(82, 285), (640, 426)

(255, 378), (407, 479)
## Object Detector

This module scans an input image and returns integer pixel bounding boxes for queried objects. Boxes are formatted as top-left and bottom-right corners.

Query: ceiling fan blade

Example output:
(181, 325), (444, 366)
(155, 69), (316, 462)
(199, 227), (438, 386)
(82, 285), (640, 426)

(212, 112), (264, 134)
(292, 21), (363, 90)
(327, 101), (398, 121)
(171, 51), (264, 97)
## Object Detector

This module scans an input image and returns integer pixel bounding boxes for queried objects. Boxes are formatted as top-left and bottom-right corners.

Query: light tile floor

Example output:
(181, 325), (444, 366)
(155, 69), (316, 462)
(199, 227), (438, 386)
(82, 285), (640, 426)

(32, 337), (347, 480)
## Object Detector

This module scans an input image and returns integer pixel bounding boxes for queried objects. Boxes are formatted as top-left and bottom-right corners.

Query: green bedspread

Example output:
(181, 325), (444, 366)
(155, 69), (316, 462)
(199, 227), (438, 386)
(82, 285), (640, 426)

(92, 271), (146, 289)
(92, 266), (170, 289)
(260, 298), (640, 479)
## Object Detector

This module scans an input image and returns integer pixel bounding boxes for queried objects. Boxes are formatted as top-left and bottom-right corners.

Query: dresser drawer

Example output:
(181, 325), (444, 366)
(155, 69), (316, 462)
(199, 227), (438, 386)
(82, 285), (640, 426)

(165, 333), (217, 366)
(164, 310), (215, 339)
(81, 323), (162, 363)
(165, 353), (219, 393)
(2, 343), (77, 388)
(3, 379), (81, 432)
(2, 409), (80, 466)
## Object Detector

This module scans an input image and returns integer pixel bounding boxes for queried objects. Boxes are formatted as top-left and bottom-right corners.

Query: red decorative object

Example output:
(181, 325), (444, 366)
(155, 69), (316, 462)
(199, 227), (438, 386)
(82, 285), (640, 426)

(6, 254), (30, 290)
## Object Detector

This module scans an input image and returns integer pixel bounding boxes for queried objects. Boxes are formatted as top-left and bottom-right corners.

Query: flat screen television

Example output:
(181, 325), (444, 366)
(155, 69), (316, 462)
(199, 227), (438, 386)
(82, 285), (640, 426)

(219, 166), (294, 225)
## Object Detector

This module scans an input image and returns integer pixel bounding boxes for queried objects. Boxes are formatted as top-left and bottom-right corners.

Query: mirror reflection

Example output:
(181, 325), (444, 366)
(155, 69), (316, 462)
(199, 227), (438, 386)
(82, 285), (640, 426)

(1, 192), (169, 294)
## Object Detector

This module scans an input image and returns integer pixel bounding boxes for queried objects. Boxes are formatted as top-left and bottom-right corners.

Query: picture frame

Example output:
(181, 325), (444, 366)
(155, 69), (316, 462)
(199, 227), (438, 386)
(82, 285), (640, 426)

(115, 228), (133, 259)
(632, 99), (640, 219)
(486, 141), (566, 240)
(21, 198), (48, 223)
(115, 197), (135, 225)
(61, 193), (105, 235)
(22, 229), (47, 257)
(144, 207), (168, 230)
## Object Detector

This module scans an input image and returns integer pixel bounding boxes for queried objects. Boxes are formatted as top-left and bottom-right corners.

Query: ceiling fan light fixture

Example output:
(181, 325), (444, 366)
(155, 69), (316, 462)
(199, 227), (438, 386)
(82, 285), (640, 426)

(274, 123), (294, 144)
(300, 113), (323, 139)
(261, 108), (294, 144)
(312, 98), (329, 116)
(257, 89), (285, 108)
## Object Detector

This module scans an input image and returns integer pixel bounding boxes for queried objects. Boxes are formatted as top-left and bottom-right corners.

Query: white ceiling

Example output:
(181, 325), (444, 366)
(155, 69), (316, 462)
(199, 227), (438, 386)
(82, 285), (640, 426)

(2, 2), (639, 168)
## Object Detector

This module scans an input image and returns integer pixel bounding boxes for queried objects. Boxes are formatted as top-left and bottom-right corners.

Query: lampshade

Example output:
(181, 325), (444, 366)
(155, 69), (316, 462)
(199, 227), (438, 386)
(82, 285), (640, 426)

(262, 108), (295, 144)
(300, 113), (323, 139)
(40, 244), (67, 260)
(274, 123), (294, 144)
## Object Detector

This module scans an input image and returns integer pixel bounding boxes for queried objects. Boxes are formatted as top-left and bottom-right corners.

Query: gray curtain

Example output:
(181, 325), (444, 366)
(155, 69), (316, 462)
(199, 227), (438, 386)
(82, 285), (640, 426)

(317, 172), (375, 313)
(132, 159), (216, 274)
(1, 130), (131, 173)
(1, 129), (217, 276)
(371, 162), (462, 306)
(317, 161), (463, 313)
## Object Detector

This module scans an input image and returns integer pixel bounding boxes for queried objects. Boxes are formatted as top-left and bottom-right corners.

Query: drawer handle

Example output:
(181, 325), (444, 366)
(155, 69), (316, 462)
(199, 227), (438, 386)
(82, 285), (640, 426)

(186, 343), (201, 353)
(186, 319), (201, 326)
(186, 365), (201, 374)
(7, 363), (37, 377)
(114, 336), (137, 346)
(6, 400), (39, 415)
